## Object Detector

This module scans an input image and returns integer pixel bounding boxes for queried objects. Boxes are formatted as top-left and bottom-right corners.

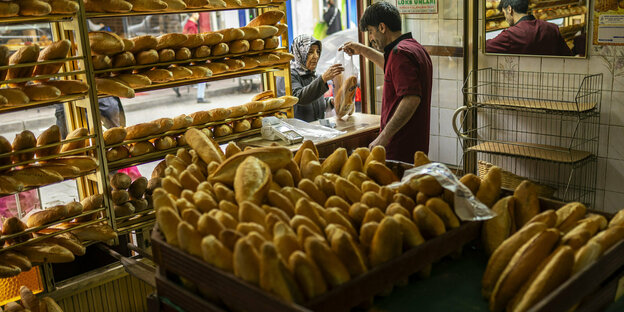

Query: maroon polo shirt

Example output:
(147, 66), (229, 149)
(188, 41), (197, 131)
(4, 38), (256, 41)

(381, 33), (432, 163)
(486, 15), (572, 56)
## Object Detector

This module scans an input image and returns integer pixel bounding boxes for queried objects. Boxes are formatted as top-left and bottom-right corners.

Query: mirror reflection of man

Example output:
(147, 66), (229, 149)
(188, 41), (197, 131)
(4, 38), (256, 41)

(486, 0), (572, 56)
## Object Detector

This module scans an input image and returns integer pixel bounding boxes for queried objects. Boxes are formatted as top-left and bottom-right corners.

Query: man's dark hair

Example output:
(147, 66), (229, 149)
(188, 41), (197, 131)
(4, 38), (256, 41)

(497, 0), (529, 13)
(359, 1), (402, 32)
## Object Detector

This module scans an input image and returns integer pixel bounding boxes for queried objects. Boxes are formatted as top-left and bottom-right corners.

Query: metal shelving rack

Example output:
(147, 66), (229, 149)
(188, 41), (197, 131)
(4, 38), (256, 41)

(83, 2), (294, 238)
(455, 68), (602, 206)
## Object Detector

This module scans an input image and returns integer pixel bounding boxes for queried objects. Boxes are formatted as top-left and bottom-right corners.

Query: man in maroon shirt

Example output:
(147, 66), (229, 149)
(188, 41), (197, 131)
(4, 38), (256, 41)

(486, 0), (572, 56)
(341, 2), (432, 163)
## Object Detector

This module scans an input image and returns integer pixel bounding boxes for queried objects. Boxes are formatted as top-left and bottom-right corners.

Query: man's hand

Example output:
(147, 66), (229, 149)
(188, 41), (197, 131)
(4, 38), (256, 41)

(340, 41), (367, 56)
(368, 134), (390, 149)
(322, 64), (344, 83)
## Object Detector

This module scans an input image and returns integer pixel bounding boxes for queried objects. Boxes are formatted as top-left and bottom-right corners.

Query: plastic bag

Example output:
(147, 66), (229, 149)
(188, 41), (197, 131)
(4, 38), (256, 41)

(388, 163), (497, 222)
(333, 51), (358, 120)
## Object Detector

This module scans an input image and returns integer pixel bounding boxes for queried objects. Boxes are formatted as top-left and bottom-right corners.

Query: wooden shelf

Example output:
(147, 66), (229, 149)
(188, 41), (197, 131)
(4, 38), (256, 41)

(0, 93), (89, 114)
(479, 98), (597, 113)
(86, 2), (286, 18)
(0, 14), (75, 24)
(468, 141), (593, 164)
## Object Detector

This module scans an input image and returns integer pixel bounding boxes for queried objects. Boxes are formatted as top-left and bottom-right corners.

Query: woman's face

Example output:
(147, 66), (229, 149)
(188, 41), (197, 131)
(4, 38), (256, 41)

(305, 45), (320, 71)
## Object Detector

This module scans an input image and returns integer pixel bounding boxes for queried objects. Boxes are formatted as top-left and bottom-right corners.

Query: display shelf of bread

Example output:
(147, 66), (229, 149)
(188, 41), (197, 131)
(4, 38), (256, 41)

(0, 194), (117, 279)
(104, 171), (158, 234)
(88, 13), (291, 98)
(85, 0), (286, 17)
(2, 285), (63, 311)
(0, 41), (91, 112)
(0, 125), (101, 196)
(103, 92), (297, 169)
(149, 131), (490, 311)
(485, 0), (584, 21)
(480, 179), (624, 312)
(0, 0), (79, 24)
(485, 3), (586, 32)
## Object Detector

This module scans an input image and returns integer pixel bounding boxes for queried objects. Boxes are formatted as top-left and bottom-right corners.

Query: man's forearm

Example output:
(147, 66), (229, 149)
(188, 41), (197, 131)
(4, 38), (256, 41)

(360, 46), (384, 69)
(378, 96), (420, 142)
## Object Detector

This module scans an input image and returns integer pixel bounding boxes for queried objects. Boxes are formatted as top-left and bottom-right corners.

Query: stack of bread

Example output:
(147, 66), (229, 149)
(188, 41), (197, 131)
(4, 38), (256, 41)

(0, 0), (78, 17)
(481, 180), (624, 311)
(0, 125), (97, 194)
(152, 128), (479, 305)
(91, 11), (292, 98)
(0, 194), (117, 278)
(1, 286), (63, 312)
(84, 0), (286, 14)
(109, 172), (150, 217)
(102, 91), (297, 162)
(0, 41), (89, 106)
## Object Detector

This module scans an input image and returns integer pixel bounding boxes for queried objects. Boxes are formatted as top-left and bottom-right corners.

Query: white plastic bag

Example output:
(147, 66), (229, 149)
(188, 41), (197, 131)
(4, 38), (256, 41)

(333, 51), (358, 120)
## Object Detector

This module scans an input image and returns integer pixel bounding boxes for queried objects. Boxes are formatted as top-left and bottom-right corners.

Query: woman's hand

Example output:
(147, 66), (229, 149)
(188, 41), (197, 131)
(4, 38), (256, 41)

(321, 64), (344, 83)
(322, 64), (344, 83)
(340, 41), (366, 56)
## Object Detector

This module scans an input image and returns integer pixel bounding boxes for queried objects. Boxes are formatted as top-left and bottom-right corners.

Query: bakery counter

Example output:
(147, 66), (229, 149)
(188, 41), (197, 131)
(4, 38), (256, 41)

(237, 113), (381, 157)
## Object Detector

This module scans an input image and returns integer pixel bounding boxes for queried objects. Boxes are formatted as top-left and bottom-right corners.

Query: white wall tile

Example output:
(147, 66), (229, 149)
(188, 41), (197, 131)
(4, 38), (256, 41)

(439, 56), (458, 80)
(594, 189), (605, 211)
(430, 107), (439, 135)
(442, 0), (458, 20)
(541, 58), (564, 73)
(431, 79), (440, 107)
(407, 19), (422, 42)
(439, 136), (458, 165)
(431, 56), (440, 79)
(599, 124), (609, 158)
(608, 125), (624, 160)
(420, 19), (439, 45)
(439, 80), (459, 109)
(438, 19), (459, 46)
(589, 56), (613, 91)
(605, 158), (624, 192)
(518, 57), (541, 72)
(428, 135), (439, 161)
(601, 90), (611, 125)
(609, 91), (624, 126)
(604, 191), (624, 213)
(563, 58), (589, 74)
(479, 53), (498, 69)
(438, 108), (456, 137)
(457, 57), (464, 80)
(596, 157), (607, 190)
(498, 56), (519, 71)
(614, 70), (624, 93)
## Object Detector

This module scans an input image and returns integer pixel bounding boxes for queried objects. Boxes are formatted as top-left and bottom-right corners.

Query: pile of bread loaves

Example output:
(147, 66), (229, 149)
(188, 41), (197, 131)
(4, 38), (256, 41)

(0, 194), (117, 278)
(109, 172), (151, 217)
(103, 90), (297, 162)
(92, 11), (292, 98)
(85, 0), (284, 13)
(152, 127), (484, 304)
(1, 286), (63, 312)
(0, 0), (78, 17)
(481, 179), (624, 312)
(0, 125), (97, 194)
(0, 41), (89, 106)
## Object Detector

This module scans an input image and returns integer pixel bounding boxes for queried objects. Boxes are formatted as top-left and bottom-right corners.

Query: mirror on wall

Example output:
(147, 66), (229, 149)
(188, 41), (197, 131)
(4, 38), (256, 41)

(483, 0), (589, 58)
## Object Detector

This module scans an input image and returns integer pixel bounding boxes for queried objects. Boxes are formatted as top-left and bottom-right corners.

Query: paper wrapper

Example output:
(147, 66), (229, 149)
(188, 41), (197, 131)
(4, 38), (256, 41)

(388, 162), (496, 221)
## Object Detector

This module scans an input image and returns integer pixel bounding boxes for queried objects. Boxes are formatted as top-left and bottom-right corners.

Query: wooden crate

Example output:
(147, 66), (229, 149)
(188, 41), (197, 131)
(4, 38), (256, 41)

(152, 221), (481, 312)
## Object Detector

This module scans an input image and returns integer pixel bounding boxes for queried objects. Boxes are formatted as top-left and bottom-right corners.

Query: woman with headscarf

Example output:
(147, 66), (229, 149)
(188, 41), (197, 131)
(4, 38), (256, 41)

(277, 34), (343, 122)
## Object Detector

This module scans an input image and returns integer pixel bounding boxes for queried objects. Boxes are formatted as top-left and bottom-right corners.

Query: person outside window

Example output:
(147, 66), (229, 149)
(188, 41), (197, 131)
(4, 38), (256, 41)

(324, 0), (342, 36)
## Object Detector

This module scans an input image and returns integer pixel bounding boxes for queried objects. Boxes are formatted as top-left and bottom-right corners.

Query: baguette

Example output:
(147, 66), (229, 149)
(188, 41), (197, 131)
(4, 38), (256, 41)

(129, 35), (158, 53)
(609, 209), (624, 228)
(33, 39), (71, 80)
(92, 55), (112, 70)
(125, 122), (160, 140)
(30, 163), (79, 179)
(229, 39), (250, 54)
(572, 241), (602, 274)
(22, 84), (61, 101)
(143, 68), (173, 83)
(250, 38), (265, 51)
(96, 78), (135, 98)
(114, 73), (151, 88)
(45, 232), (85, 256)
(59, 127), (89, 153)
(0, 251), (31, 272)
(275, 51), (295, 64)
(228, 105), (249, 118)
(211, 43), (229, 56)
(175, 47), (192, 60)
(18, 0), (51, 16)
(193, 45), (211, 58)
(257, 25), (279, 39)
(489, 229), (560, 312)
(27, 204), (68, 227)
(210, 146), (292, 185)
(240, 56), (261, 69)
(476, 166), (502, 208)
(304, 237), (350, 287)
(526, 209), (557, 228)
(103, 127), (127, 145)
(482, 196), (515, 255)
(7, 45), (40, 87)
(184, 128), (224, 165)
(330, 229), (368, 277)
(205, 62), (229, 74)
(113, 51), (136, 67)
(171, 114), (193, 130)
(202, 32), (224, 46)
(217, 28), (245, 42)
(16, 242), (75, 263)
(122, 38), (134, 52)
(77, 194), (104, 222)
(0, 88), (29, 105)
(234, 237), (261, 284)
(234, 157), (272, 205)
(513, 180), (540, 228)
(264, 36), (279, 49)
(259, 242), (304, 303)
(156, 33), (188, 50)
(130, 141), (155, 156)
(84, 0), (132, 12)
(2, 217), (31, 244)
(127, 0), (167, 11)
(6, 167), (63, 187)
(158, 48), (175, 62)
(71, 224), (117, 242)
(247, 10), (284, 26)
(556, 202), (587, 233)
(275, 23), (288, 36)
(183, 0), (208, 7)
(170, 66), (193, 80)
(44, 79), (89, 95)
(588, 226), (624, 254)
(89, 31), (125, 55)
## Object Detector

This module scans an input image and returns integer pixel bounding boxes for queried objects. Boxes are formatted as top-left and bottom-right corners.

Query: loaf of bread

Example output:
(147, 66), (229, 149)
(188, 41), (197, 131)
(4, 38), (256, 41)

(103, 127), (127, 145)
(171, 114), (193, 130)
(18, 0), (52, 16)
(482, 196), (515, 255)
(106, 145), (129, 161)
(175, 47), (192, 60)
(224, 59), (245, 71)
(211, 43), (229, 56)
(92, 55), (112, 70)
(89, 31), (125, 55)
(143, 68), (173, 83)
(275, 52), (295, 64)
(44, 79), (89, 95)
(156, 33), (188, 50)
(0, 88), (30, 105)
(125, 122), (160, 140)
(210, 146), (291, 184)
(22, 84), (61, 101)
(214, 124), (233, 137)
(205, 61), (229, 74)
(209, 107), (232, 121)
(71, 224), (117, 242)
(130, 141), (155, 156)
(247, 10), (284, 26)
(113, 73), (151, 88)
(193, 45), (211, 58)
(113, 51), (136, 68)
(184, 128), (224, 165)
(45, 232), (85, 256)
(122, 38), (134, 52)
(276, 24), (288, 36)
(85, 0), (132, 12)
(217, 28), (245, 42)
(257, 25), (279, 39)
(127, 0), (167, 11)
(129, 35), (158, 53)
(169, 66), (192, 80)
(189, 65), (212, 79)
(0, 2), (19, 17)
(181, 33), (204, 49)
(239, 26), (260, 40)
(12, 130), (36, 163)
(47, 155), (98, 173)
(2, 217), (31, 245)
(16, 242), (75, 263)
(234, 156), (271, 205)
(264, 36), (279, 49)
(27, 204), (68, 227)
(240, 56), (260, 69)
(33, 39), (71, 80)
(229, 39), (250, 54)
(36, 124), (61, 157)
(252, 90), (275, 101)
(256, 53), (280, 66)
(96, 78), (135, 98)
(250, 38), (265, 51)
(7, 45), (40, 87)
(136, 49), (159, 64)
(6, 167), (63, 187)
(202, 32), (224, 46)
(183, 0), (209, 8)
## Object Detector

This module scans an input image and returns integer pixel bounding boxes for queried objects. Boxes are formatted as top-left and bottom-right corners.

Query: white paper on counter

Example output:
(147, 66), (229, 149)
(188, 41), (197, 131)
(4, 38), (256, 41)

(284, 118), (346, 142)
(388, 162), (496, 221)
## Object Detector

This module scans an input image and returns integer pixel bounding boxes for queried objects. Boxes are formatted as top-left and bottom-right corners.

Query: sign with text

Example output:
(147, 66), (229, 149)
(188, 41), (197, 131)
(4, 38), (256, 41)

(592, 1), (624, 45)
(396, 0), (438, 14)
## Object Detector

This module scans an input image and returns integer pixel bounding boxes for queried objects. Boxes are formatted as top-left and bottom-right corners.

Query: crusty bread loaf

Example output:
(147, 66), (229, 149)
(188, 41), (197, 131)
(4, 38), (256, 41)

(92, 55), (112, 70)
(205, 61), (229, 74)
(136, 49), (159, 64)
(152, 117), (174, 134)
(103, 127), (127, 145)
(234, 156), (272, 205)
(18, 0), (51, 16)
(22, 84), (61, 101)
(36, 124), (61, 157)
(513, 180), (540, 228)
(183, 0), (209, 8)
(229, 39), (250, 54)
(7, 45), (40, 87)
(210, 146), (292, 185)
(27, 204), (68, 227)
(113, 73), (151, 88)
(162, 0), (186, 10)
(181, 33), (204, 49)
(275, 51), (295, 64)
(48, 0), (79, 13)
(184, 128), (224, 165)
(211, 43), (229, 56)
(233, 120), (251, 133)
(0, 251), (31, 272)
(0, 2), (19, 17)
(0, 88), (29, 105)
(16, 242), (74, 263)
(106, 145), (129, 161)
(156, 33), (188, 50)
(127, 0), (167, 11)
(247, 10), (284, 26)
(89, 31), (125, 55)
(125, 122), (160, 140)
(275, 24), (288, 36)
(2, 217), (31, 245)
(96, 78), (135, 98)
(202, 32), (224, 46)
(84, 0), (133, 12)
(171, 114), (193, 130)
(12, 130), (37, 163)
(169, 66), (193, 80)
(189, 65), (212, 79)
(46, 156), (98, 173)
(175, 47), (192, 60)
(224, 59), (245, 71)
(143, 68), (173, 83)
(264, 36), (279, 49)
(257, 25), (279, 38)
(482, 196), (515, 255)
(214, 124), (233, 137)
(130, 141), (155, 156)
(71, 224), (117, 242)
(189, 110), (211, 125)
(250, 38), (265, 51)
(43, 80), (89, 95)
(556, 202), (587, 233)
(0, 135), (12, 167)
(33, 39), (71, 80)
(256, 53), (280, 66)
(113, 51), (136, 68)
(193, 45), (211, 58)
(122, 38), (134, 52)
(217, 28), (245, 42)
(45, 232), (85, 256)
(240, 56), (260, 69)
(129, 35), (158, 53)
(228, 105), (249, 118)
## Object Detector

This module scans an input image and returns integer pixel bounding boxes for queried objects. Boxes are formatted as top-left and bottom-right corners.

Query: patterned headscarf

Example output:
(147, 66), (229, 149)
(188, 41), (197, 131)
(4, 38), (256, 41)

(291, 34), (322, 76)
